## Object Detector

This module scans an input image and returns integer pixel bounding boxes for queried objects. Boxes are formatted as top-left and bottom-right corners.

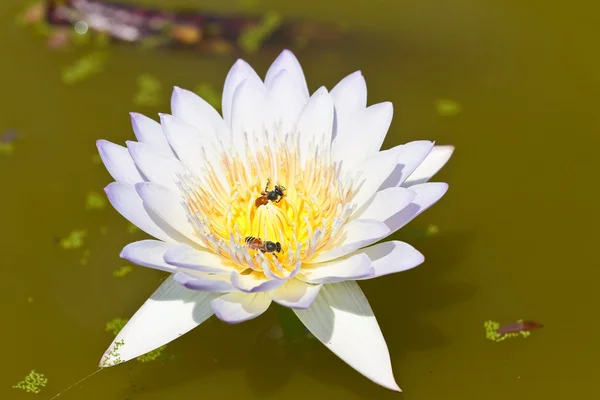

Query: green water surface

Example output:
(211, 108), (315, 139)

(1, 0), (598, 399)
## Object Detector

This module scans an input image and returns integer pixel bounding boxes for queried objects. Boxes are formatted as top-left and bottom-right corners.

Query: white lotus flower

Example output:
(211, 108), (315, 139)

(97, 49), (453, 391)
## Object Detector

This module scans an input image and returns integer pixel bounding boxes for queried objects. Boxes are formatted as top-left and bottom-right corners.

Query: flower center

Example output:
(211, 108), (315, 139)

(178, 134), (356, 277)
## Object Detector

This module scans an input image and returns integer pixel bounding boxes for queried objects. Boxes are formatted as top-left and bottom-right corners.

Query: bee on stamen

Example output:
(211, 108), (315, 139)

(244, 236), (282, 255)
(255, 179), (286, 207)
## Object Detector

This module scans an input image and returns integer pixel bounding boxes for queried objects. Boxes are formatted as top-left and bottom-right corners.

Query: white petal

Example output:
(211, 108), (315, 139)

(295, 87), (334, 166)
(222, 59), (263, 127)
(159, 114), (204, 175)
(333, 102), (393, 169)
(294, 281), (400, 391)
(99, 275), (216, 367)
(104, 182), (173, 243)
(384, 182), (449, 234)
(299, 253), (374, 283)
(170, 87), (230, 144)
(120, 240), (175, 272)
(127, 141), (188, 192)
(269, 279), (322, 309)
(230, 79), (269, 155)
(264, 49), (309, 101)
(348, 145), (404, 212)
(230, 270), (286, 293)
(267, 69), (308, 135)
(354, 187), (416, 222)
(210, 291), (271, 324)
(135, 182), (202, 246)
(164, 243), (229, 273)
(173, 270), (236, 292)
(380, 141), (435, 189)
(160, 114), (229, 191)
(96, 140), (143, 184)
(129, 113), (173, 155)
(402, 145), (454, 187)
(330, 71), (367, 118)
(355, 241), (424, 279)
(311, 219), (390, 263)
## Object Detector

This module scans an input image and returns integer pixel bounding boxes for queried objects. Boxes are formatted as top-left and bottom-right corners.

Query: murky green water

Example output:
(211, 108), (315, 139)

(2, 0), (599, 399)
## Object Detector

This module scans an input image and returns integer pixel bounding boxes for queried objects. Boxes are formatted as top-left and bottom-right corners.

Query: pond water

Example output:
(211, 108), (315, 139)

(1, 0), (598, 399)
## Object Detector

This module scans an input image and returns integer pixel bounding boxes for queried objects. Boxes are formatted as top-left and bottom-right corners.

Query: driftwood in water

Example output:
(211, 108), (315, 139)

(44, 0), (340, 53)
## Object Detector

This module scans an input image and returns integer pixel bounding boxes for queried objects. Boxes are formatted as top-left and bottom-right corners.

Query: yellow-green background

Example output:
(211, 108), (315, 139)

(1, 0), (598, 399)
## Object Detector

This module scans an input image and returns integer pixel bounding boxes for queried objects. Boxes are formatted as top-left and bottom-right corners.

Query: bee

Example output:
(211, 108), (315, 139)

(244, 236), (282, 254)
(255, 179), (286, 207)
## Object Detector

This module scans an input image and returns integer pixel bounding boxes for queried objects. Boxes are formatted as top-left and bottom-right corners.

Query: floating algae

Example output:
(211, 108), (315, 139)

(134, 74), (163, 108)
(435, 99), (462, 116)
(238, 11), (283, 53)
(62, 51), (107, 85)
(13, 370), (48, 394)
(59, 229), (87, 249)
(137, 345), (167, 362)
(106, 317), (167, 362)
(106, 317), (128, 336)
(194, 83), (221, 110)
(80, 249), (90, 265)
(426, 224), (440, 236)
(85, 191), (107, 210)
(101, 340), (125, 367)
(484, 319), (533, 342)
(112, 266), (133, 278)
(126, 223), (140, 233)
(0, 142), (15, 155)
(0, 129), (18, 155)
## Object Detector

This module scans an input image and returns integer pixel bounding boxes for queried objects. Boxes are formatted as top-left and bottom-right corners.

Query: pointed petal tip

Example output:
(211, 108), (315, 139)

(387, 380), (402, 392)
(279, 48), (297, 59)
(232, 58), (250, 69)
(437, 144), (455, 153)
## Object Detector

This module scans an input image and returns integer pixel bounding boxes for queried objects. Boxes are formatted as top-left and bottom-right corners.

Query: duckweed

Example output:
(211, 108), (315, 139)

(112, 266), (133, 278)
(59, 229), (87, 249)
(13, 370), (48, 394)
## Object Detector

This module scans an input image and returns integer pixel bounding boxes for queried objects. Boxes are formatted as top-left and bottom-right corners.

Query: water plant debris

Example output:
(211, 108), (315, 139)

(13, 370), (48, 393)
(59, 229), (87, 249)
(33, 0), (341, 54)
(484, 319), (542, 342)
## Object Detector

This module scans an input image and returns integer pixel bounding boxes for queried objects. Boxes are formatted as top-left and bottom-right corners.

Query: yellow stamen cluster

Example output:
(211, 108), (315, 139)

(178, 134), (357, 279)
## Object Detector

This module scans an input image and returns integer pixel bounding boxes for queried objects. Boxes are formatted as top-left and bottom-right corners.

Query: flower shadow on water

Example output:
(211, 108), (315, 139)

(294, 229), (477, 398)
(119, 230), (475, 398)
